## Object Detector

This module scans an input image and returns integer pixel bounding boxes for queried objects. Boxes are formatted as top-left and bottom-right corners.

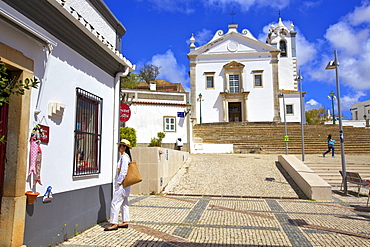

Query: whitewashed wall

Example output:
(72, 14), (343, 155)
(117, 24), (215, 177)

(123, 90), (189, 146)
(279, 95), (302, 122)
(1, 1), (116, 195)
(127, 104), (188, 145)
(195, 56), (277, 123)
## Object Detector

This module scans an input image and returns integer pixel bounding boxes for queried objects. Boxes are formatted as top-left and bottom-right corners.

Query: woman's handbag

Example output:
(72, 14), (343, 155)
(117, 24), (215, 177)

(122, 161), (142, 187)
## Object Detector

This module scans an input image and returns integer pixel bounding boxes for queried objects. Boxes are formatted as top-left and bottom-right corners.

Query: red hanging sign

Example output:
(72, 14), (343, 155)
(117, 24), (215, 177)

(120, 103), (131, 122)
(39, 125), (50, 144)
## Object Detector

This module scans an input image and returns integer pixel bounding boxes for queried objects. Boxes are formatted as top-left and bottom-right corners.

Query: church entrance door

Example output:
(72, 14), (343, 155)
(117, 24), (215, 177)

(228, 102), (241, 122)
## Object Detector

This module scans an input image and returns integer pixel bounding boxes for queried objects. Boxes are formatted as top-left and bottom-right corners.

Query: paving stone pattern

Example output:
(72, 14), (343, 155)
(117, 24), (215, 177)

(60, 154), (370, 247)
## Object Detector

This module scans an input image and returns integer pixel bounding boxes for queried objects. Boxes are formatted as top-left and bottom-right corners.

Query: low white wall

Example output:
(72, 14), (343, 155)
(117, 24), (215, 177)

(130, 147), (189, 194)
(191, 143), (234, 154)
(324, 120), (367, 127)
(278, 155), (332, 200)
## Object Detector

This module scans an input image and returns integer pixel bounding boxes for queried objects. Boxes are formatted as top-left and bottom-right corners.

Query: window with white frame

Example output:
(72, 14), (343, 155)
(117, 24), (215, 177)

(229, 74), (240, 93)
(205, 72), (215, 89)
(286, 104), (293, 115)
(164, 116), (176, 132)
(73, 88), (102, 176)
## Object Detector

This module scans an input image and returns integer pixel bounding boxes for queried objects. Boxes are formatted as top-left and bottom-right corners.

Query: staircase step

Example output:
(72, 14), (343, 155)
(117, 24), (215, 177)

(194, 122), (370, 154)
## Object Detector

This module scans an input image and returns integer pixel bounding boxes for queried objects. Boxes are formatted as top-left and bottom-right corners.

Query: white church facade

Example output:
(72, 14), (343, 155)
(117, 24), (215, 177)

(188, 18), (304, 124)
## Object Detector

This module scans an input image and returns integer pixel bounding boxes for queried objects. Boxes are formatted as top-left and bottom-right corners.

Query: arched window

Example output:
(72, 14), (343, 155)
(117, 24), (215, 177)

(280, 40), (287, 57)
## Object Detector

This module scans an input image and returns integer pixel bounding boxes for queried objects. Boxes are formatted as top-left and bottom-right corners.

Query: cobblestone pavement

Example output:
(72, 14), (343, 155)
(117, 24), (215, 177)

(60, 154), (370, 247)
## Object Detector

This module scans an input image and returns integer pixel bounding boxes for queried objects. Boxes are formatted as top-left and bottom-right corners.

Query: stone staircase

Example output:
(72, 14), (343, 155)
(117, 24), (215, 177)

(305, 162), (370, 188)
(193, 122), (370, 154)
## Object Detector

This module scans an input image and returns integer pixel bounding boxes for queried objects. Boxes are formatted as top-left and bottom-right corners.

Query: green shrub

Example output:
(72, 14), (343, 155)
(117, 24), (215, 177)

(120, 127), (137, 147)
(149, 132), (166, 147)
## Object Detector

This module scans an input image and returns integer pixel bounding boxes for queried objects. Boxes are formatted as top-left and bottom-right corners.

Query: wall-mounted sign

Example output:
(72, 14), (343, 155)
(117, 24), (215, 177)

(39, 125), (50, 144)
(177, 112), (185, 118)
(120, 103), (131, 122)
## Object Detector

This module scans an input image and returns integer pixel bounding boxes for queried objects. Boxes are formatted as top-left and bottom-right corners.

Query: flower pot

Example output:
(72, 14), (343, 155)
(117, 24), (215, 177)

(25, 191), (40, 205)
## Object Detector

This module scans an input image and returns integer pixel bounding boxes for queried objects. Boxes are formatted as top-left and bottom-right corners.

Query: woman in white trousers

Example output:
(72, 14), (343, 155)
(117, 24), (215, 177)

(104, 139), (131, 231)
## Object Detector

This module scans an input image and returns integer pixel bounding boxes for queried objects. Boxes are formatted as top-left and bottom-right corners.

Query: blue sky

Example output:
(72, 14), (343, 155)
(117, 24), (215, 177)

(104, 0), (370, 119)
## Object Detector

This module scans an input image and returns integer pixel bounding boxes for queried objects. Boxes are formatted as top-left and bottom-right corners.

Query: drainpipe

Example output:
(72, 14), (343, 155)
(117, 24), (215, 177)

(112, 67), (129, 179)
(34, 45), (54, 116)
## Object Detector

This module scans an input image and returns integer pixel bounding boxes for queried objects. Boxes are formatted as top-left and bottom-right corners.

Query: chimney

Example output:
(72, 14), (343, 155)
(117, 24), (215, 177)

(149, 82), (156, 91)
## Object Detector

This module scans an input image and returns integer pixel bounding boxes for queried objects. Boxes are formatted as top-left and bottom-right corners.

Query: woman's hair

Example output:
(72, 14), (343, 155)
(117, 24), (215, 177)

(118, 144), (132, 161)
(125, 146), (132, 161)
(327, 134), (332, 141)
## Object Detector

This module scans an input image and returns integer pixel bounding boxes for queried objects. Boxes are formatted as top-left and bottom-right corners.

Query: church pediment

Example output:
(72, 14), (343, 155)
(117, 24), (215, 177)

(188, 26), (279, 57)
(223, 61), (245, 69)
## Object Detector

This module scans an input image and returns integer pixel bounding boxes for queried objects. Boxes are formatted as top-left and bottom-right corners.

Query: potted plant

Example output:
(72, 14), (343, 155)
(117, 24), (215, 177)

(25, 191), (40, 204)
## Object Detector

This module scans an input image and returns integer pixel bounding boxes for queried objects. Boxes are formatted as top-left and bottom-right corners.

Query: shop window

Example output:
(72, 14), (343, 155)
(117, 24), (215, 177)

(73, 88), (102, 176)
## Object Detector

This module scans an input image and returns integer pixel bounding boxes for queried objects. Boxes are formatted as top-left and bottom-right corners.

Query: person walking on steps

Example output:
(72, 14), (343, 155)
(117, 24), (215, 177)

(104, 139), (132, 231)
(323, 134), (336, 157)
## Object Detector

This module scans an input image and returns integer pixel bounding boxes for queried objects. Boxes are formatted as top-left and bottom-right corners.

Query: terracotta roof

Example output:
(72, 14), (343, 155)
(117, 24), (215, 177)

(137, 79), (186, 92)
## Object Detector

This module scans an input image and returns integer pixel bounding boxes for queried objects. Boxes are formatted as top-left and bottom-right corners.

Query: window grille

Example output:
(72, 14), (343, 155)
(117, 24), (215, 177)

(73, 88), (102, 176)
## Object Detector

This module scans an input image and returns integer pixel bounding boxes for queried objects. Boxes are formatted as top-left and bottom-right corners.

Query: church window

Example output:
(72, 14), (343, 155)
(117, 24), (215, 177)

(286, 104), (293, 115)
(280, 40), (287, 57)
(205, 72), (215, 89)
(206, 76), (214, 88)
(229, 74), (240, 93)
(223, 61), (244, 93)
(252, 71), (263, 87)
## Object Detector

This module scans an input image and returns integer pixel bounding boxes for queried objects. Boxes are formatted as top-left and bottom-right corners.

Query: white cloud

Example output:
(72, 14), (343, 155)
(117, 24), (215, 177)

(340, 91), (366, 112)
(305, 99), (323, 110)
(194, 28), (213, 46)
(347, 2), (370, 25)
(322, 1), (370, 91)
(150, 50), (189, 90)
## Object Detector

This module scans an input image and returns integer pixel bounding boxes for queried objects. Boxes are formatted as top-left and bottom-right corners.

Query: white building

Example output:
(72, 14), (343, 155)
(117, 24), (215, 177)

(0, 0), (134, 246)
(188, 19), (303, 124)
(122, 80), (190, 151)
(351, 99), (370, 120)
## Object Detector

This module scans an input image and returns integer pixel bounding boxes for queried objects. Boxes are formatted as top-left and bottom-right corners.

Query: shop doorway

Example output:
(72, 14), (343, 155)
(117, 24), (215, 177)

(228, 102), (241, 122)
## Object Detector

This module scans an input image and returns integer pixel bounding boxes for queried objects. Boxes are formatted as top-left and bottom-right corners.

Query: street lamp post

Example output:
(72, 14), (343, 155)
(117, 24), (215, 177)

(280, 89), (288, 155)
(328, 91), (336, 125)
(326, 49), (347, 195)
(198, 93), (203, 125)
(295, 71), (304, 161)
